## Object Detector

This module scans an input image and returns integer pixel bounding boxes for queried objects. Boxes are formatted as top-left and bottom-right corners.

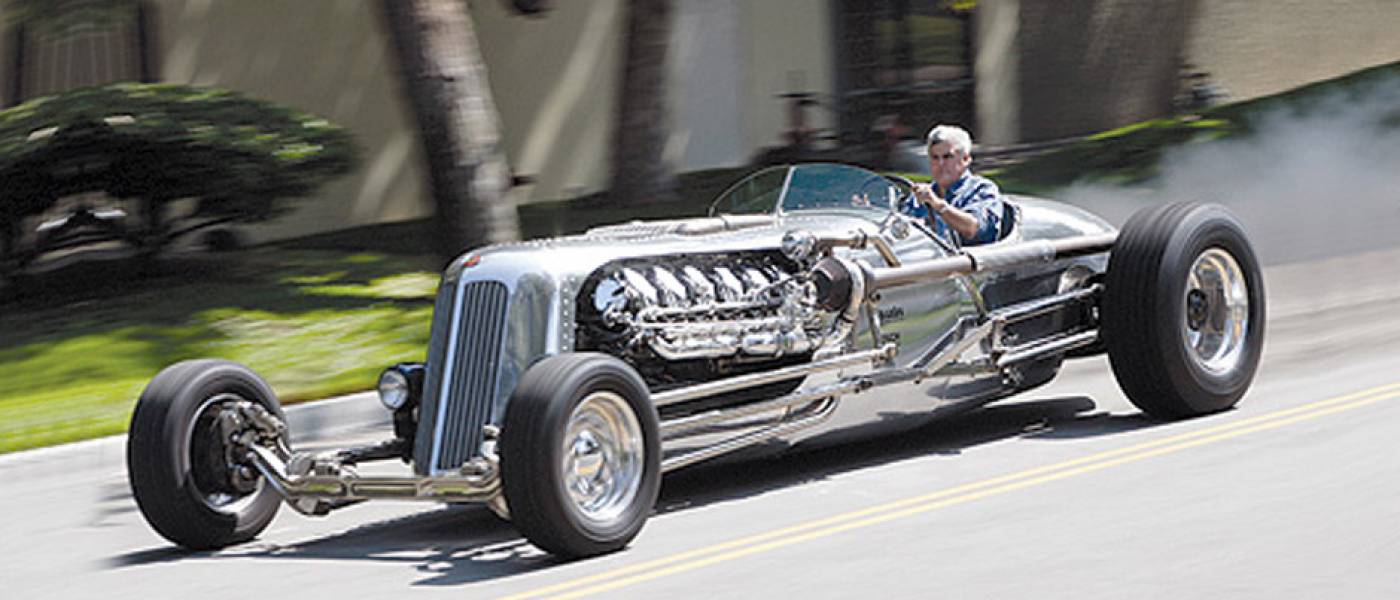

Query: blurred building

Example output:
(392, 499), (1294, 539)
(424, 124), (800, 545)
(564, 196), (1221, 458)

(1, 0), (1397, 242)
(976, 0), (1400, 144)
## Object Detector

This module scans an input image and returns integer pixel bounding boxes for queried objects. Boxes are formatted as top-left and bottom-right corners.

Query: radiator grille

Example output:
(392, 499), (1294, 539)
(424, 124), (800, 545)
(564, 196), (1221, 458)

(414, 279), (510, 474)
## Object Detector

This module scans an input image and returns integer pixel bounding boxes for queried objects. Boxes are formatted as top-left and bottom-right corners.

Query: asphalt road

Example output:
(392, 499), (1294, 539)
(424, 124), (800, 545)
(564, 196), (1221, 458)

(5, 247), (1400, 599)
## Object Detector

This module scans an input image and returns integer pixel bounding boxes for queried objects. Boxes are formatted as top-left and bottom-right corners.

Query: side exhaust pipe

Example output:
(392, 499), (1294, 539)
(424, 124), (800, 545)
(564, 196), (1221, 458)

(812, 232), (1117, 307)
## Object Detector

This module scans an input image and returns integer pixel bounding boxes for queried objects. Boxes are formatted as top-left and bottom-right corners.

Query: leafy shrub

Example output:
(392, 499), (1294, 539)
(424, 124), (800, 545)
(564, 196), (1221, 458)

(0, 82), (358, 268)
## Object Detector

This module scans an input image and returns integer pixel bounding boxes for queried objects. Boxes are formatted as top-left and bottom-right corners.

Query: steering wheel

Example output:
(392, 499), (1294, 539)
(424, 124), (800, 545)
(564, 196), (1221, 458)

(853, 175), (912, 211)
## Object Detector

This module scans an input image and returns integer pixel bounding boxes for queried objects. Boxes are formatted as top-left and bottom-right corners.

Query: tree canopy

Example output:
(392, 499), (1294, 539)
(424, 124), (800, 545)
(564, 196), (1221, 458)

(5, 0), (138, 38)
(0, 82), (358, 223)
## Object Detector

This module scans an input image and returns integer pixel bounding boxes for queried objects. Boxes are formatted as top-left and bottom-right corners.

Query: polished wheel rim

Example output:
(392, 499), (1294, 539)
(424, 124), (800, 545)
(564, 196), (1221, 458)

(187, 393), (264, 513)
(561, 391), (644, 526)
(1183, 247), (1250, 375)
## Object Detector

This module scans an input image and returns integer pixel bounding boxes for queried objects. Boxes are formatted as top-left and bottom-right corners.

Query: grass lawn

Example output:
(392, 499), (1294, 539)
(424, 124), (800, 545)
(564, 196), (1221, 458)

(0, 166), (756, 455)
(0, 250), (440, 454)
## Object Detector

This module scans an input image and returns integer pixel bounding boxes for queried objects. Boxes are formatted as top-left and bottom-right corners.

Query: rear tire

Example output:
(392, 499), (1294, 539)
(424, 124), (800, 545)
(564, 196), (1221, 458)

(1101, 203), (1264, 419)
(127, 360), (284, 550)
(500, 353), (661, 558)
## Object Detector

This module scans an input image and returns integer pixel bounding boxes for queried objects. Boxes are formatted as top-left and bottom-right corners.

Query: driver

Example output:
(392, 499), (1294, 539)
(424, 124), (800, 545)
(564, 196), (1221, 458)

(901, 124), (1006, 245)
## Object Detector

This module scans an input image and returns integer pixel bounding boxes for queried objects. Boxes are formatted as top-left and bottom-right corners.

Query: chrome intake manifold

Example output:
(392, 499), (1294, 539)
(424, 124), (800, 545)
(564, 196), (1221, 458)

(590, 259), (825, 361)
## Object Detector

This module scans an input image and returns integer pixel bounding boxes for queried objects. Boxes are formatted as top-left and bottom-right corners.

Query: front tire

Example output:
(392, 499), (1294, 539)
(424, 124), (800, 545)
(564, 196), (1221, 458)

(127, 360), (284, 550)
(1101, 203), (1265, 419)
(500, 353), (661, 558)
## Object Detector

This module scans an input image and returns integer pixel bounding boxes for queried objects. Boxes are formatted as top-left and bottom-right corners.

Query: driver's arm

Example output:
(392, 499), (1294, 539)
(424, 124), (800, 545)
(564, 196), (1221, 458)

(915, 181), (1003, 244)
(929, 201), (982, 241)
(913, 184), (981, 241)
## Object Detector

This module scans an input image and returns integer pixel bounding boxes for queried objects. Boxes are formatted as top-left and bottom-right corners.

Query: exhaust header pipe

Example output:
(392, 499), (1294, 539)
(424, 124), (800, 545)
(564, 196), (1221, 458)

(811, 232), (1116, 309)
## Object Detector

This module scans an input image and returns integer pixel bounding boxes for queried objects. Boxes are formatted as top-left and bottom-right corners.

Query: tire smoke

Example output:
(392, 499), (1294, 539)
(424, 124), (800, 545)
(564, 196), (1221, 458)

(1060, 73), (1400, 266)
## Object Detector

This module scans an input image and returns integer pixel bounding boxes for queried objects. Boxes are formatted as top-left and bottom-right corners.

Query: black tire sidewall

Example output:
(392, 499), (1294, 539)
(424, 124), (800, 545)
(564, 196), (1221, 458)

(550, 361), (656, 541)
(128, 360), (284, 550)
(1153, 207), (1265, 408)
(501, 353), (661, 558)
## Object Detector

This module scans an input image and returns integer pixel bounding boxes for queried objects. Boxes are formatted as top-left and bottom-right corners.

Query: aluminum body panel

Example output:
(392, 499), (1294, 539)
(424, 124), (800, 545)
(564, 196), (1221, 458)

(766, 195), (1113, 454)
(416, 184), (1115, 474)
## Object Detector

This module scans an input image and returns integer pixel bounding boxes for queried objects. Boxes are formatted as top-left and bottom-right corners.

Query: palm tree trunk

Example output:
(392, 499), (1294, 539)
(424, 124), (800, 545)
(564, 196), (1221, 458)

(380, 0), (520, 259)
(609, 0), (677, 207)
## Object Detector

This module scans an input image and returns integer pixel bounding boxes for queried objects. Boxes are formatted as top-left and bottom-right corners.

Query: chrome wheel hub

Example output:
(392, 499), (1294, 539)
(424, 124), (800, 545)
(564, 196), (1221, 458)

(562, 391), (644, 525)
(1183, 247), (1249, 374)
(188, 393), (265, 513)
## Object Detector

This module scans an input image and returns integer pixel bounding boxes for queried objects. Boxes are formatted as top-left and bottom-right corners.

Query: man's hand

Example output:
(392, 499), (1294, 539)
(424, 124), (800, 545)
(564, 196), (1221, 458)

(913, 183), (948, 214)
(913, 182), (980, 241)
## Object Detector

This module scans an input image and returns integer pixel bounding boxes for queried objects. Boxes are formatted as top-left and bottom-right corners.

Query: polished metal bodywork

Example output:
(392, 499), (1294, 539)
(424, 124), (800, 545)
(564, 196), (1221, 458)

(242, 165), (1119, 513)
(406, 166), (1114, 477)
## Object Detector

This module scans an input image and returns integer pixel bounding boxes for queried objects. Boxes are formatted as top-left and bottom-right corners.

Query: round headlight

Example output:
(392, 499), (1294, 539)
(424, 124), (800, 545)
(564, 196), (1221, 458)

(377, 368), (411, 411)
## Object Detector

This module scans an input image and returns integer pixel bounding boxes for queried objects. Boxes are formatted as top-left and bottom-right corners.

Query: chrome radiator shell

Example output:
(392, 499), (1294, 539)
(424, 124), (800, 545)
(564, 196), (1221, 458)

(413, 279), (510, 475)
(412, 245), (598, 476)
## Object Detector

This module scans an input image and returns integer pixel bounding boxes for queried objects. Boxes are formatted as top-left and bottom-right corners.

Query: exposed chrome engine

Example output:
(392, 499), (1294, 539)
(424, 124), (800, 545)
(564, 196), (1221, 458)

(576, 252), (826, 386)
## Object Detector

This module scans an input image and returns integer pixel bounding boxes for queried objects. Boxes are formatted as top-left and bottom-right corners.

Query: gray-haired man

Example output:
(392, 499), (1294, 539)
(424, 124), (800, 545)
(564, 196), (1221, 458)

(901, 124), (1006, 245)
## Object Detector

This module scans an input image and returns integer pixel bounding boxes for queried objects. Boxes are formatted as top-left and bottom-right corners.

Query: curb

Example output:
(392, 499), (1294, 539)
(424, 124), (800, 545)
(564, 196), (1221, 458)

(282, 391), (392, 443)
(0, 391), (391, 466)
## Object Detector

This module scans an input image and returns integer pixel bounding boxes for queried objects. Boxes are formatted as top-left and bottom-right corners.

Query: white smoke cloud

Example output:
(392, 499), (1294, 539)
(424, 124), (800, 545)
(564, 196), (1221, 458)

(1059, 73), (1400, 266)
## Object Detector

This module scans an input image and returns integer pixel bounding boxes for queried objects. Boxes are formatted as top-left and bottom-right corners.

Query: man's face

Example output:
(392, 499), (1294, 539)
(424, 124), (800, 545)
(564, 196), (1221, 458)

(928, 141), (971, 185)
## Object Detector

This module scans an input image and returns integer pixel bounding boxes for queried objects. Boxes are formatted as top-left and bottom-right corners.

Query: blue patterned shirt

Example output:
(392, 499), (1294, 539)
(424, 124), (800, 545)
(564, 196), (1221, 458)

(899, 172), (1005, 245)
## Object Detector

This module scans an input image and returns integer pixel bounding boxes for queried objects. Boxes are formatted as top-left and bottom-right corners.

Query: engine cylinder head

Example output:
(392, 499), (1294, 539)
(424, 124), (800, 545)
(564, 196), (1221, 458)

(651, 266), (690, 307)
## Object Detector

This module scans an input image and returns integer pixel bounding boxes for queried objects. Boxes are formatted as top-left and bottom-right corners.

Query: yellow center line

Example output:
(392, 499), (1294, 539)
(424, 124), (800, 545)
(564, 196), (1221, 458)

(499, 382), (1400, 600)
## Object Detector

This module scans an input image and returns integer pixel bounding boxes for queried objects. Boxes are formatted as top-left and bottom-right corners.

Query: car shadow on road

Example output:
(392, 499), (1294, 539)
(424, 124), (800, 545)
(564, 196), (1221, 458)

(105, 503), (561, 582)
(654, 395), (1156, 515)
(104, 395), (1160, 586)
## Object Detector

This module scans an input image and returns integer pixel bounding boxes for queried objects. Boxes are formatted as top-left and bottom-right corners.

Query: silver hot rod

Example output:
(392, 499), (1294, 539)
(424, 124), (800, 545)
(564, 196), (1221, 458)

(126, 163), (1264, 558)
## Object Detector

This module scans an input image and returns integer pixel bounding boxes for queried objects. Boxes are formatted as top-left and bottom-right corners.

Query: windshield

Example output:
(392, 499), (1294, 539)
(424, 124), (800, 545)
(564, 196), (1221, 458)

(708, 164), (911, 218)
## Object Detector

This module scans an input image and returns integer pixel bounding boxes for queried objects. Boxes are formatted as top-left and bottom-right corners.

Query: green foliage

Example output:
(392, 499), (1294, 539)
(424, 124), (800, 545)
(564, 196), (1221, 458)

(0, 249), (437, 454)
(0, 82), (357, 223)
(4, 0), (137, 37)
